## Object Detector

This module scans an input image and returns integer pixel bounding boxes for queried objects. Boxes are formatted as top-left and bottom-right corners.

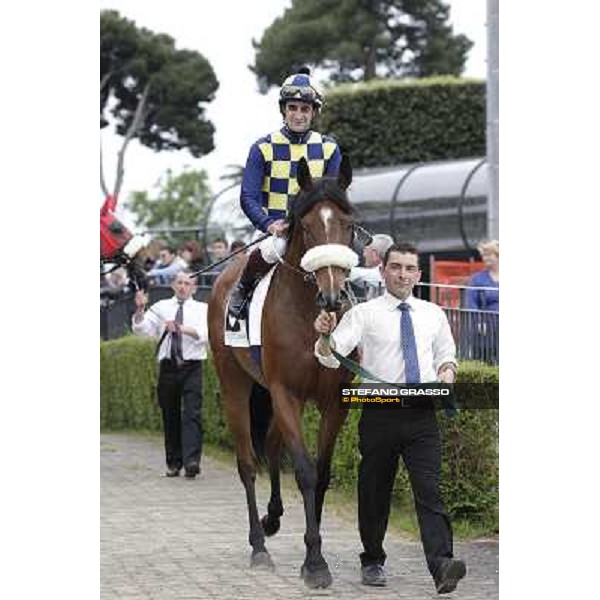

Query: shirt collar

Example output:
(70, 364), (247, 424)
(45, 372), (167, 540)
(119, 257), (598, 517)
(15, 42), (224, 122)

(382, 291), (417, 311)
(280, 126), (312, 144)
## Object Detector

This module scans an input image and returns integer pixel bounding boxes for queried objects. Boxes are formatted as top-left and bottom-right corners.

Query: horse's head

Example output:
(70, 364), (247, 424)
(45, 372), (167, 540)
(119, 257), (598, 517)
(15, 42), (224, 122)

(100, 198), (150, 291)
(290, 155), (358, 312)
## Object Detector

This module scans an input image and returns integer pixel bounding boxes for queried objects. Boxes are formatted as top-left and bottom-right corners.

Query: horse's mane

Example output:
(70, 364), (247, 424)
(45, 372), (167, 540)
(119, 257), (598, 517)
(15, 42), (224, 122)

(288, 177), (354, 236)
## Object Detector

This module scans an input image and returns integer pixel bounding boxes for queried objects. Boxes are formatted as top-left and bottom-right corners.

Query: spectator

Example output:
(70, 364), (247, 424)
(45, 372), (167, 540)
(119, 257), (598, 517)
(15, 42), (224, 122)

(348, 234), (394, 299)
(207, 238), (228, 260)
(147, 245), (184, 285)
(179, 240), (204, 272)
(206, 238), (230, 273)
(465, 240), (499, 364)
(103, 267), (128, 291)
(314, 242), (466, 594)
(132, 270), (209, 479)
(225, 240), (247, 266)
(229, 239), (246, 254)
(466, 240), (499, 312)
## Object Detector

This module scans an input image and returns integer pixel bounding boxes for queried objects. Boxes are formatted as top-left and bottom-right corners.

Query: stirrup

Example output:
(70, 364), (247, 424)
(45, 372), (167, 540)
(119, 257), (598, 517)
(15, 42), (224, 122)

(228, 286), (249, 320)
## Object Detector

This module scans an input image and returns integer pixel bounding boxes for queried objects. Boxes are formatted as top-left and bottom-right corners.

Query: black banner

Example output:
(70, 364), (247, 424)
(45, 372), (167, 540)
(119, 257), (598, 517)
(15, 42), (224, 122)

(338, 383), (498, 410)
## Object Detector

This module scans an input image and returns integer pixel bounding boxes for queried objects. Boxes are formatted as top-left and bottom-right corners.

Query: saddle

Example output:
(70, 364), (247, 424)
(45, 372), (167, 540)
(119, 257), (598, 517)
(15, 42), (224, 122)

(224, 266), (276, 348)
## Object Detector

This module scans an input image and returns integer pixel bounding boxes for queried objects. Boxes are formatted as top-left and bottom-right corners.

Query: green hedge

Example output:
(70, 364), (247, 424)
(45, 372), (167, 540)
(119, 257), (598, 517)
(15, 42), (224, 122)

(101, 337), (497, 527)
(320, 76), (486, 168)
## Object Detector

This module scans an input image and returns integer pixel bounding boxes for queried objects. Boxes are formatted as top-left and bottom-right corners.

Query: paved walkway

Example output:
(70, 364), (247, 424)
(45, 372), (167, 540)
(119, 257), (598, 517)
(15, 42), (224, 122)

(101, 433), (498, 599)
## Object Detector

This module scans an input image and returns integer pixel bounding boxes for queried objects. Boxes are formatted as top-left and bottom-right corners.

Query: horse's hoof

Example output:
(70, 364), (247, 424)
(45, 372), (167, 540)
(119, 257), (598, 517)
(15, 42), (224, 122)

(250, 550), (275, 571)
(261, 514), (281, 537)
(300, 563), (333, 589)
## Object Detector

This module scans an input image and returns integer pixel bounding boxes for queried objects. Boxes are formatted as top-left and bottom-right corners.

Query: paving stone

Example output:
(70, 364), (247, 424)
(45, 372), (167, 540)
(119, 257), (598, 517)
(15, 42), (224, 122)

(101, 433), (498, 599)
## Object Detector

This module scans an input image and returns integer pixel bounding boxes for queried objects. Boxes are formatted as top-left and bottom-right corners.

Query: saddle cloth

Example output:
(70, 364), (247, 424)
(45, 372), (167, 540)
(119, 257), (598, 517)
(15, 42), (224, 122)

(224, 265), (276, 348)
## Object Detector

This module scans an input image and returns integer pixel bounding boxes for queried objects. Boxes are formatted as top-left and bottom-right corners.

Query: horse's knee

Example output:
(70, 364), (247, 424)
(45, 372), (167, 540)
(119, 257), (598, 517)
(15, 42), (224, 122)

(237, 457), (257, 486)
(316, 462), (332, 489)
(292, 452), (317, 491)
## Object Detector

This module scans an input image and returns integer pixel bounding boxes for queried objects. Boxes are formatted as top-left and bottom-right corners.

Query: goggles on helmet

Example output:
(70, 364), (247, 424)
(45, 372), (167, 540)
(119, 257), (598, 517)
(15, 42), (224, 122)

(280, 85), (320, 103)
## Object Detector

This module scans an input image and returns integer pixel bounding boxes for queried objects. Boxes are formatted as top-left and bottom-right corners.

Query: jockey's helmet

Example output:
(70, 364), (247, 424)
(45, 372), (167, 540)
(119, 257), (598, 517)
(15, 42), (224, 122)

(279, 67), (323, 113)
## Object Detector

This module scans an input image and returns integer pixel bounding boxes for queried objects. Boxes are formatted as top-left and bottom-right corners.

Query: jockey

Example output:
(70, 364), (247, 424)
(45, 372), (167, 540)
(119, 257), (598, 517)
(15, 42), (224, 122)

(228, 67), (342, 318)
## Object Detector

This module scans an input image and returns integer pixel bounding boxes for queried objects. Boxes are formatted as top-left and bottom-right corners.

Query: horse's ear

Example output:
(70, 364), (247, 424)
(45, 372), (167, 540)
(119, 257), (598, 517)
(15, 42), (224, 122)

(337, 154), (352, 190)
(297, 157), (313, 191)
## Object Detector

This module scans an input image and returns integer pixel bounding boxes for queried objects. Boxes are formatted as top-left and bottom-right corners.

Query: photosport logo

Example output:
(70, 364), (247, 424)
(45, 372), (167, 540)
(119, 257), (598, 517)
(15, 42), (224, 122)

(338, 383), (498, 410)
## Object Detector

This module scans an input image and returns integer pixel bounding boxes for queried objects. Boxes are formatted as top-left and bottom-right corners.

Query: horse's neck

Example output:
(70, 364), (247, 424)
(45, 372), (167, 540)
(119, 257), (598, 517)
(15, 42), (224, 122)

(275, 229), (315, 308)
(283, 228), (304, 268)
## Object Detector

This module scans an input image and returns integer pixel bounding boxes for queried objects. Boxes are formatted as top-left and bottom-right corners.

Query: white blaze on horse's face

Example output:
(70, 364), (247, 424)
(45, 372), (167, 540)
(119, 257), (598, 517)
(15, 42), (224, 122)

(298, 202), (359, 311)
(319, 207), (333, 242)
(318, 207), (335, 292)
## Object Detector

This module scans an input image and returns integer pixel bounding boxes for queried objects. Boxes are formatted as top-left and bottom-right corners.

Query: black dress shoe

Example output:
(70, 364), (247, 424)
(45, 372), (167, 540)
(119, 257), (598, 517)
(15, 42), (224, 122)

(435, 558), (466, 594)
(184, 464), (200, 479)
(361, 564), (387, 586)
(165, 467), (180, 477)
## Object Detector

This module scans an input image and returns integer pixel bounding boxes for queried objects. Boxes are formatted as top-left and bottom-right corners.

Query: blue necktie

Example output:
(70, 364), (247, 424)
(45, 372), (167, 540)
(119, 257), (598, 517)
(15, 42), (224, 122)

(399, 302), (421, 384)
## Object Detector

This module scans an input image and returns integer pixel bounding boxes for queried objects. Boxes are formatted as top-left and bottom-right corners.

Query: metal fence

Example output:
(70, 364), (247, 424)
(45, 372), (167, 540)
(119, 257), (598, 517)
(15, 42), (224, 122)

(350, 281), (499, 366)
(100, 277), (217, 341)
(101, 276), (498, 365)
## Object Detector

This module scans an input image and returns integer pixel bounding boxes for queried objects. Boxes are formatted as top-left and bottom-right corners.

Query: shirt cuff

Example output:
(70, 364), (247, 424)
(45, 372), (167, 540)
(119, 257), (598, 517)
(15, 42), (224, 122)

(314, 339), (341, 369)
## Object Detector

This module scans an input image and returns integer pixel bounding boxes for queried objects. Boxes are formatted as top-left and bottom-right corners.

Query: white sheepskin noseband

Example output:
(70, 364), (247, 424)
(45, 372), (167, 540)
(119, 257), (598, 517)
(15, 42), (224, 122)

(300, 244), (359, 272)
(123, 234), (150, 259)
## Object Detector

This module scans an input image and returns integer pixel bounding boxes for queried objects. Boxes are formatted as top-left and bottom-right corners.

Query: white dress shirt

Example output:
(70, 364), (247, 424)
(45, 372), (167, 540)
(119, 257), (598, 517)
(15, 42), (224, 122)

(132, 296), (209, 361)
(315, 292), (457, 383)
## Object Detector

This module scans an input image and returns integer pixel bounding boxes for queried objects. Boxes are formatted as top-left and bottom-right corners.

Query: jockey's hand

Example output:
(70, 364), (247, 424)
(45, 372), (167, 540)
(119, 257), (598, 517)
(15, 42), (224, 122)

(134, 290), (147, 311)
(267, 219), (289, 237)
(314, 310), (337, 335)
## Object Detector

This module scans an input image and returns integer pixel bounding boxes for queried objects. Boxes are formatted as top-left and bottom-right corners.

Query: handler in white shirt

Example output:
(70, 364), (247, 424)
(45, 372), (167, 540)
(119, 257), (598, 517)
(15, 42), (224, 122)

(133, 270), (208, 479)
(314, 243), (465, 594)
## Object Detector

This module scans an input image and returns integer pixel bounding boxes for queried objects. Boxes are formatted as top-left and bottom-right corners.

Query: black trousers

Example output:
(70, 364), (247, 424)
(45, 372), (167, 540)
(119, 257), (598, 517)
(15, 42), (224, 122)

(358, 407), (453, 578)
(157, 360), (203, 470)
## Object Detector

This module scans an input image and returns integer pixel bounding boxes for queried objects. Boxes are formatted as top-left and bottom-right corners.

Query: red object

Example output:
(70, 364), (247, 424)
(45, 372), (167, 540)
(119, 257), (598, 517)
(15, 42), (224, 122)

(100, 195), (132, 260)
(429, 259), (484, 308)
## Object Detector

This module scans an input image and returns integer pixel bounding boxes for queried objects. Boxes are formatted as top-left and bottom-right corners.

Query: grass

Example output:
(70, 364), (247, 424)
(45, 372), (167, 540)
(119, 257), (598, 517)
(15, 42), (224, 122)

(101, 430), (497, 541)
(199, 442), (497, 541)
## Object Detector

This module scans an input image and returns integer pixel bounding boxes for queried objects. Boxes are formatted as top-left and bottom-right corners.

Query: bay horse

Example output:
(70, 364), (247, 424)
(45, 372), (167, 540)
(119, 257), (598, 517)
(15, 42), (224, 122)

(207, 156), (357, 588)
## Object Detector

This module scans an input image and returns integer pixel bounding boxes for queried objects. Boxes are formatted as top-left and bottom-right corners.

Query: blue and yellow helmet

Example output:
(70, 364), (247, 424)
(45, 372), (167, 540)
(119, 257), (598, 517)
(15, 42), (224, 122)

(279, 67), (323, 112)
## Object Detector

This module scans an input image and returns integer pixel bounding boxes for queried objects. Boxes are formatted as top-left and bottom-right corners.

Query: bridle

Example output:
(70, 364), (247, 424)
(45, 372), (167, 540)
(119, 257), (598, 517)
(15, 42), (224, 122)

(270, 220), (375, 309)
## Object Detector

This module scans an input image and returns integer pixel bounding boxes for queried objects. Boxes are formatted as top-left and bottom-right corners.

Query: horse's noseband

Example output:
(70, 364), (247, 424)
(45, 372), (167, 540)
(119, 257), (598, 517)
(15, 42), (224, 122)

(300, 244), (359, 272)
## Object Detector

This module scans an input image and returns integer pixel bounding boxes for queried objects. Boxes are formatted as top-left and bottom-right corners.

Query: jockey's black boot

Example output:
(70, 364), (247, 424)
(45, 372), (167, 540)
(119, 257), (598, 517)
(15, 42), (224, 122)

(228, 249), (273, 320)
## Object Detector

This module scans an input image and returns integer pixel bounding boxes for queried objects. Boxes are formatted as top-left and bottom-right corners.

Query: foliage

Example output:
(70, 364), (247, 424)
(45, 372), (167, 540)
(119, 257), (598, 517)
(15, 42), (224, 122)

(101, 336), (498, 527)
(124, 168), (213, 234)
(320, 77), (485, 167)
(100, 9), (219, 158)
(251, 0), (473, 87)
(100, 336), (161, 431)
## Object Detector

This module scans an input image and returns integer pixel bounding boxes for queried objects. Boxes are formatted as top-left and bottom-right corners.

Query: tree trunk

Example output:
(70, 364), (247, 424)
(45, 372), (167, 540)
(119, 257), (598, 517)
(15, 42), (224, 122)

(113, 82), (151, 198)
(100, 141), (109, 197)
(364, 45), (377, 81)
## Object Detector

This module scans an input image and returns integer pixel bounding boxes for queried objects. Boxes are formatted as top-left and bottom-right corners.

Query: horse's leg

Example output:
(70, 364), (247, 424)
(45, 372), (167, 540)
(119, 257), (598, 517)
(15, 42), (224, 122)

(261, 422), (284, 536)
(270, 384), (332, 589)
(218, 358), (274, 569)
(315, 406), (347, 527)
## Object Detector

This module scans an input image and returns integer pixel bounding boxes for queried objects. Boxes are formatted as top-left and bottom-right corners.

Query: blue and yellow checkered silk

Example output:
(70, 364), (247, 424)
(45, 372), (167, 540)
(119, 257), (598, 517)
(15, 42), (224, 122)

(257, 130), (338, 217)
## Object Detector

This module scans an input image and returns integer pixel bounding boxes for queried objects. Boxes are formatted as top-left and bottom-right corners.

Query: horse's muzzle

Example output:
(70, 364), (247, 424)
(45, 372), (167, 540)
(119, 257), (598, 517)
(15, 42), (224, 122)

(316, 289), (347, 312)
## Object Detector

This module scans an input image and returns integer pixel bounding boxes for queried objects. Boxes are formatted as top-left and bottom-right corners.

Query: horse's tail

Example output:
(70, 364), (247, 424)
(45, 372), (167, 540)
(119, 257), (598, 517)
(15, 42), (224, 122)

(249, 382), (272, 464)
